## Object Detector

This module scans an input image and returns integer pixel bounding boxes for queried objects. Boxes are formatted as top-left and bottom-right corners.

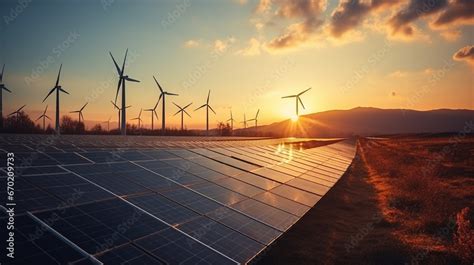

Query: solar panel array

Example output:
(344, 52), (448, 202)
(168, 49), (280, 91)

(0, 135), (355, 264)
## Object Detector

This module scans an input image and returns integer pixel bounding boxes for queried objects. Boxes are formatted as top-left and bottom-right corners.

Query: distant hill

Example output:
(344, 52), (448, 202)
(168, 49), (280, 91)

(236, 107), (474, 137)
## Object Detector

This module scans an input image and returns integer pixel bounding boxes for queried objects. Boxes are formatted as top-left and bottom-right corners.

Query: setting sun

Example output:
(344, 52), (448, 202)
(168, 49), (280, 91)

(291, 115), (299, 122)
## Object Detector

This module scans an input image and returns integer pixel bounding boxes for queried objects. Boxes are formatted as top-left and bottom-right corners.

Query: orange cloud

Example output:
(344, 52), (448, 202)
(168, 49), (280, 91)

(453, 45), (474, 66)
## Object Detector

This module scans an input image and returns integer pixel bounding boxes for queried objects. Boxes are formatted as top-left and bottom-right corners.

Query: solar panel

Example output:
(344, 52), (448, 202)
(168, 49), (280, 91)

(0, 135), (355, 264)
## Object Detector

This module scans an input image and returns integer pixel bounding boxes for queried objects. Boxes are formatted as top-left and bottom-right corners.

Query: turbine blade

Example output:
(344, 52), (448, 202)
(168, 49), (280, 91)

(183, 102), (192, 109)
(45, 115), (51, 120)
(256, 109), (260, 119)
(109, 52), (121, 75)
(298, 97), (305, 109)
(35, 115), (42, 121)
(125, 77), (140, 82)
(3, 86), (11, 93)
(173, 109), (181, 116)
(139, 108), (142, 117)
(207, 90), (210, 104)
(208, 105), (216, 114)
(70, 110), (79, 113)
(172, 102), (181, 109)
(59, 88), (69, 94)
(114, 78), (122, 104)
(44, 105), (48, 114)
(298, 87), (311, 96)
(184, 110), (191, 118)
(43, 87), (56, 102)
(194, 104), (206, 111)
(165, 92), (178, 96)
(81, 102), (88, 111)
(0, 64), (4, 82)
(153, 110), (159, 119)
(281, 95), (296, 99)
(55, 64), (62, 87)
(153, 75), (164, 93)
(111, 100), (119, 109)
(80, 112), (84, 121)
(121, 49), (128, 76)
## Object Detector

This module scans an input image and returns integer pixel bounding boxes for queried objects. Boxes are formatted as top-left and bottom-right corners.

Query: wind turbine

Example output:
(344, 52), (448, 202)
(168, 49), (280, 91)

(131, 109), (143, 128)
(8, 105), (26, 120)
(240, 113), (247, 129)
(70, 102), (88, 123)
(36, 105), (51, 131)
(43, 64), (69, 134)
(144, 98), (160, 130)
(194, 90), (216, 136)
(0, 64), (12, 128)
(153, 76), (178, 132)
(102, 117), (111, 132)
(248, 109), (260, 128)
(227, 109), (235, 132)
(173, 102), (192, 131)
(110, 49), (140, 135)
(282, 87), (311, 116)
(110, 100), (131, 130)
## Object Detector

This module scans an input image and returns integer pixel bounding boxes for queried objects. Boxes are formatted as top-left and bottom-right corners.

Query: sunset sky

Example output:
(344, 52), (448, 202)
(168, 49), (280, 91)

(1, 0), (473, 129)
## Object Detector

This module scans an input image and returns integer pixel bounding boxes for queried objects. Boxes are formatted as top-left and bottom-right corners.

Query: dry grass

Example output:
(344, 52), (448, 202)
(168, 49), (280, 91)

(359, 135), (474, 264)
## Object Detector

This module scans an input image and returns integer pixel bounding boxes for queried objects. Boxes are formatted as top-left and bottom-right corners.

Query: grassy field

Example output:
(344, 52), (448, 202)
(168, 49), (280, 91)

(255, 135), (474, 265)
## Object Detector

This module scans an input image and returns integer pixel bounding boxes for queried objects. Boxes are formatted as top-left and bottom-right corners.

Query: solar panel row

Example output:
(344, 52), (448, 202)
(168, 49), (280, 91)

(0, 136), (355, 264)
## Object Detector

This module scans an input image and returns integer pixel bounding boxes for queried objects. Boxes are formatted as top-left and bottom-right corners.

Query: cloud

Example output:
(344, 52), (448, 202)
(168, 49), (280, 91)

(453, 45), (474, 66)
(184, 39), (200, 48)
(388, 0), (448, 36)
(259, 0), (327, 50)
(213, 37), (236, 53)
(432, 0), (474, 28)
(237, 38), (262, 56)
(330, 0), (400, 38)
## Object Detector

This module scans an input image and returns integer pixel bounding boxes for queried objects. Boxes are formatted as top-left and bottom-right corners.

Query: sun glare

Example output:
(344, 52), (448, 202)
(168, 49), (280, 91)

(291, 115), (299, 122)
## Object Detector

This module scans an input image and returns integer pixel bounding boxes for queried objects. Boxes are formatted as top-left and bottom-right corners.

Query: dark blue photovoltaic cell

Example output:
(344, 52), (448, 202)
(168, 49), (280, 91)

(205, 207), (282, 245)
(77, 151), (126, 163)
(34, 199), (169, 255)
(44, 152), (91, 165)
(189, 182), (247, 206)
(160, 187), (222, 215)
(178, 216), (263, 263)
(25, 173), (114, 204)
(0, 215), (95, 265)
(231, 199), (299, 231)
(127, 194), (199, 225)
(253, 192), (310, 217)
(95, 243), (165, 264)
(0, 178), (63, 213)
(135, 228), (236, 265)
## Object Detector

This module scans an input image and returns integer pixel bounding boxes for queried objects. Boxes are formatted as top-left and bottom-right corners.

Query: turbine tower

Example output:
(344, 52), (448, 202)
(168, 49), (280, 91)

(9, 105), (26, 120)
(153, 76), (178, 133)
(248, 109), (260, 128)
(36, 105), (51, 131)
(111, 100), (131, 130)
(70, 102), (88, 123)
(240, 113), (247, 129)
(227, 109), (235, 132)
(194, 90), (216, 136)
(173, 102), (192, 131)
(281, 87), (311, 116)
(110, 49), (140, 135)
(102, 117), (111, 132)
(131, 108), (143, 128)
(144, 98), (160, 130)
(0, 64), (12, 129)
(43, 64), (69, 135)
